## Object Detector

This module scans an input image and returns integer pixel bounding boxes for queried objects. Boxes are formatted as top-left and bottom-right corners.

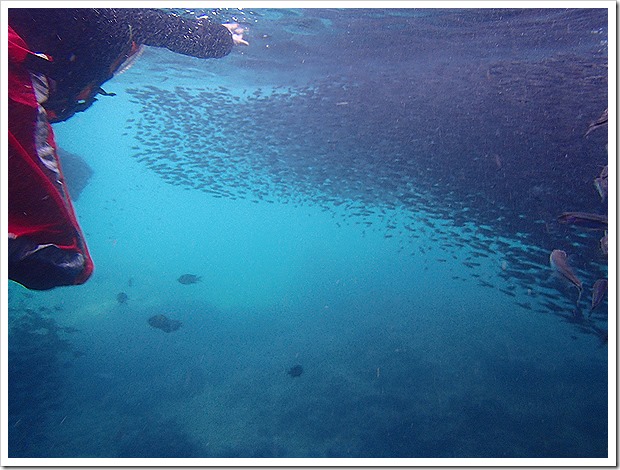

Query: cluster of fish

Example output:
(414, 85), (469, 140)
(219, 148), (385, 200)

(550, 110), (608, 322)
(115, 279), (191, 332)
(549, 249), (607, 315)
(126, 46), (605, 222)
(112, 276), (199, 334)
(121, 44), (606, 339)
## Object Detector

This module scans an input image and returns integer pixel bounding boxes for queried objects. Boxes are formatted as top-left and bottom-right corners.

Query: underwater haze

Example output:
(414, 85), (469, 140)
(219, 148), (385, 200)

(7, 8), (610, 460)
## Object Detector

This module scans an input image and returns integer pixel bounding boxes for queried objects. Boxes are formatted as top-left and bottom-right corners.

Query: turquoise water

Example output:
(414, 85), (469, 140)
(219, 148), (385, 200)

(7, 8), (609, 460)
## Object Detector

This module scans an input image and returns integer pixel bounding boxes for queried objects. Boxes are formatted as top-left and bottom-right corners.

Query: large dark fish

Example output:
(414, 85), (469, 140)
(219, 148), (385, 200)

(148, 314), (182, 333)
(557, 212), (608, 230)
(550, 249), (583, 303)
(116, 292), (129, 304)
(590, 279), (608, 315)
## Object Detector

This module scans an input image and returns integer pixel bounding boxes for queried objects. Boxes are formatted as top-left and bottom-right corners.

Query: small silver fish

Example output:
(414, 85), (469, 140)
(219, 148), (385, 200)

(590, 279), (608, 315)
(550, 249), (583, 303)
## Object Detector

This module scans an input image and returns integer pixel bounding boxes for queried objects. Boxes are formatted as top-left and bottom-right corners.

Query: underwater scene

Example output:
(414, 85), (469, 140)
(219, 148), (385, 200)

(7, 7), (610, 460)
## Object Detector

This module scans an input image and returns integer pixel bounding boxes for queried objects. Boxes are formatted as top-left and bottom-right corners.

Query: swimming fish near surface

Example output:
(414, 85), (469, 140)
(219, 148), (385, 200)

(550, 249), (583, 303)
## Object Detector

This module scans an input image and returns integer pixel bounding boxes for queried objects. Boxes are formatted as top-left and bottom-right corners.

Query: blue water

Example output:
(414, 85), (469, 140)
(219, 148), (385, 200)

(7, 8), (609, 461)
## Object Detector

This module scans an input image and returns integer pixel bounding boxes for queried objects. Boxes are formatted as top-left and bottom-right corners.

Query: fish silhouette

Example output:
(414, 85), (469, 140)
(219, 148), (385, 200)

(549, 249), (583, 303)
(594, 165), (608, 201)
(600, 233), (608, 255)
(590, 279), (608, 315)
(148, 314), (182, 333)
(585, 108), (608, 136)
(177, 274), (201, 285)
(287, 365), (303, 377)
(557, 212), (607, 230)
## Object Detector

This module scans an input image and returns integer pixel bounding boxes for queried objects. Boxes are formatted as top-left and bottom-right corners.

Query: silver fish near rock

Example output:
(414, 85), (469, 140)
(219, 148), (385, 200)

(550, 249), (583, 303)
(590, 279), (608, 315)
